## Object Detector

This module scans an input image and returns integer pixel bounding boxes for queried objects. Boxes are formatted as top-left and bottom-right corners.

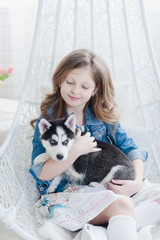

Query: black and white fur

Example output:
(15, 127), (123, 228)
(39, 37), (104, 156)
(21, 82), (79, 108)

(34, 114), (135, 193)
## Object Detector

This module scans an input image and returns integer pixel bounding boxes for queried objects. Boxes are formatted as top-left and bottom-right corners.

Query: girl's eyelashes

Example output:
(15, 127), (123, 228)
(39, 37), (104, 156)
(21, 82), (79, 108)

(66, 79), (89, 89)
(66, 81), (73, 84)
(82, 85), (89, 89)
(82, 83), (90, 89)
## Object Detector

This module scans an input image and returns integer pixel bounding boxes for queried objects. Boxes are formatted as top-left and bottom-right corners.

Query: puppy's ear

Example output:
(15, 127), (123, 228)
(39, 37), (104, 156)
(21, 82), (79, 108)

(65, 113), (76, 133)
(38, 118), (52, 135)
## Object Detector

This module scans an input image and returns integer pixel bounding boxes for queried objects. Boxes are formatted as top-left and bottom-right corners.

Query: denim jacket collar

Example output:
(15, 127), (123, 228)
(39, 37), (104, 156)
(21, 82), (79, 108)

(85, 107), (103, 126)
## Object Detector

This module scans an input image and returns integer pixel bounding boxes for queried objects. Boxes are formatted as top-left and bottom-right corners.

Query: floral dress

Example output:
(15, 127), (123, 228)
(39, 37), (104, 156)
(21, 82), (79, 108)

(32, 179), (160, 231)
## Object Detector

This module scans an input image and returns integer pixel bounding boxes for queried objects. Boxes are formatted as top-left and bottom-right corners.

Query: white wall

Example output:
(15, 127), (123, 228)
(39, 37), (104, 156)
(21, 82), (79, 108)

(0, 0), (38, 99)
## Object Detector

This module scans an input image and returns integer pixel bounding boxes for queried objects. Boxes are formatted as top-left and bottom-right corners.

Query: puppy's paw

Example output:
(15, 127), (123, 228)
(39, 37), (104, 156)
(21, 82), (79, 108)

(34, 153), (50, 165)
(47, 184), (57, 194)
(47, 175), (63, 193)
(89, 182), (99, 187)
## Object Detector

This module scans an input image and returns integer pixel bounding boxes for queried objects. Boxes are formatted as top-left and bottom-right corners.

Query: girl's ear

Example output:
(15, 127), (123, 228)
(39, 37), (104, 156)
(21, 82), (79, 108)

(92, 85), (100, 96)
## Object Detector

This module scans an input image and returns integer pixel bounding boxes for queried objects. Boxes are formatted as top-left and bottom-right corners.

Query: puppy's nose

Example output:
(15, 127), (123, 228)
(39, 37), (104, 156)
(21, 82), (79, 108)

(56, 154), (64, 160)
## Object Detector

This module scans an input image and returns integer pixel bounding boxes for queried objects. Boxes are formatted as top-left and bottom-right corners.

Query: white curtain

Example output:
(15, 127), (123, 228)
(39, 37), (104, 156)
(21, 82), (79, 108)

(144, 0), (160, 70)
(0, 0), (38, 99)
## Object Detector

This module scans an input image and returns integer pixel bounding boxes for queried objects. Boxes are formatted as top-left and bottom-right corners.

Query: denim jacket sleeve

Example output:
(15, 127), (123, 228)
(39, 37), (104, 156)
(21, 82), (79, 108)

(111, 123), (148, 162)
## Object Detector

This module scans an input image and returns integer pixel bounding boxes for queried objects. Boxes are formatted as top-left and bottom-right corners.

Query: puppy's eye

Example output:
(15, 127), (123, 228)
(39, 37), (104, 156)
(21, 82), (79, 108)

(63, 139), (69, 145)
(49, 139), (57, 145)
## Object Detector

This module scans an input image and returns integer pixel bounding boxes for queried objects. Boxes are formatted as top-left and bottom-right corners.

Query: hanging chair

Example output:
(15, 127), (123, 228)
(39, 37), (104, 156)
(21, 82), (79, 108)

(0, 0), (160, 239)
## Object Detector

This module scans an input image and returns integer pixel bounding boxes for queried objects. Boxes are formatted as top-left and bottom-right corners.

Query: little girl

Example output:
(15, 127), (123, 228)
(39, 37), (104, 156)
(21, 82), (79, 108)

(30, 49), (160, 240)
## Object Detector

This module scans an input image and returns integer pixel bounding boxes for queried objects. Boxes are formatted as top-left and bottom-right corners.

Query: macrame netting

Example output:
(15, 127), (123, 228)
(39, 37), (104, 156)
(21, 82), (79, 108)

(0, 0), (160, 239)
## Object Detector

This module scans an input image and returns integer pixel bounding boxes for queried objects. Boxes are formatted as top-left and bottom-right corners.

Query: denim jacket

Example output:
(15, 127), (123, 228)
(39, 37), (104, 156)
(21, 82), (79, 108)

(29, 107), (148, 195)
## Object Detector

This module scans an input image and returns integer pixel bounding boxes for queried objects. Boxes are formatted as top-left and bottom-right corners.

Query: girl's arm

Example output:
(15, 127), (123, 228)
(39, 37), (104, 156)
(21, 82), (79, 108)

(39, 144), (80, 181)
(132, 158), (144, 184)
(105, 123), (147, 196)
(106, 158), (144, 196)
(39, 130), (101, 181)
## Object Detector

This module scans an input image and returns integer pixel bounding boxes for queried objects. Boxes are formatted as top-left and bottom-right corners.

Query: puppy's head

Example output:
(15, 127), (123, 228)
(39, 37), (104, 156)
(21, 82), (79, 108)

(38, 113), (76, 161)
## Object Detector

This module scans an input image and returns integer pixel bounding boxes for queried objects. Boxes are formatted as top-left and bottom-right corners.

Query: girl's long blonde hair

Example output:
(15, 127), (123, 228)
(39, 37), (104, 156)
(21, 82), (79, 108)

(31, 49), (119, 127)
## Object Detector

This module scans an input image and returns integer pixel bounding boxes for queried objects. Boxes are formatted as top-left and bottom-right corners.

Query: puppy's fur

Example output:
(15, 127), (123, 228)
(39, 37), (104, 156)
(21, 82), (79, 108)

(34, 114), (135, 193)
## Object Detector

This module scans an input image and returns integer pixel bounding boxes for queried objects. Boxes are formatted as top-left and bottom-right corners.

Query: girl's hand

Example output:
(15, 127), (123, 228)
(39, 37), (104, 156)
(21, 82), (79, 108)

(106, 179), (143, 197)
(72, 129), (102, 157)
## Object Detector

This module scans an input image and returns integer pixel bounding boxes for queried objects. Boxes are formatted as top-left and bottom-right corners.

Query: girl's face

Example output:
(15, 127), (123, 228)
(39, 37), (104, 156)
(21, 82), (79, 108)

(60, 68), (98, 112)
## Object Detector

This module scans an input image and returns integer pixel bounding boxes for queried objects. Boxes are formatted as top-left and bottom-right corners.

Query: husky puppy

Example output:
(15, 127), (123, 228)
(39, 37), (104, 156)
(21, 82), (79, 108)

(34, 114), (135, 193)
